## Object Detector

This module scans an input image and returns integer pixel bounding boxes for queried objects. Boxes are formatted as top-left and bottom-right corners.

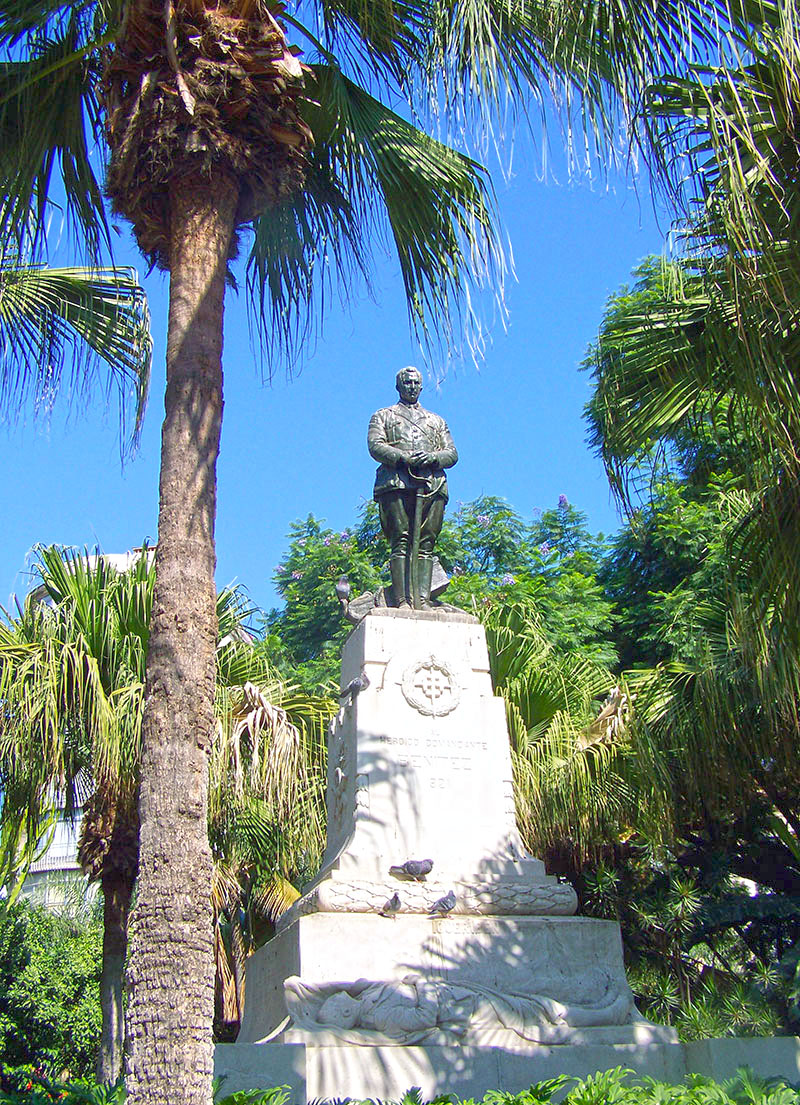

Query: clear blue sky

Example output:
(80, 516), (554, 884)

(0, 141), (667, 617)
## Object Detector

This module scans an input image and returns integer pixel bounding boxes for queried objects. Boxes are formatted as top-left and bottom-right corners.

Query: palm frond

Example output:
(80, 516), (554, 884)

(418, 0), (727, 170)
(585, 244), (800, 625)
(247, 63), (504, 370)
(296, 0), (426, 86)
(0, 260), (152, 440)
(0, 7), (113, 258)
(623, 582), (800, 831)
(480, 599), (635, 861)
(0, 0), (108, 45)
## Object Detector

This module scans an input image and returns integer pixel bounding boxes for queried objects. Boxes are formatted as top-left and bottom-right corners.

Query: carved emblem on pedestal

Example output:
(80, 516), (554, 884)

(401, 655), (460, 716)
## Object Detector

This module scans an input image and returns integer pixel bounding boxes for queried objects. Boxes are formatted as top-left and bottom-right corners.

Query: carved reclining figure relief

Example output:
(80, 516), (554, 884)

(283, 972), (636, 1046)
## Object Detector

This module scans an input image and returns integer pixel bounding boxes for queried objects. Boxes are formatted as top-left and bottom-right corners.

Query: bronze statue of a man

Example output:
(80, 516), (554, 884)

(368, 366), (458, 609)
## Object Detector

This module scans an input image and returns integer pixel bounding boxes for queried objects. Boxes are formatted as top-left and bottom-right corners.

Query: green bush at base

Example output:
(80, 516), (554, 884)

(0, 1068), (798, 1105)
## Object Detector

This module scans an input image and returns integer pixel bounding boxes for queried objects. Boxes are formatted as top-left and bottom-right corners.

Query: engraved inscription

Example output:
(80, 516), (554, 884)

(379, 735), (488, 752)
(401, 656), (460, 716)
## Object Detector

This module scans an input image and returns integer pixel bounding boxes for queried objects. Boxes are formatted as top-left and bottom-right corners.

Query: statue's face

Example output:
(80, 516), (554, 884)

(396, 370), (422, 403)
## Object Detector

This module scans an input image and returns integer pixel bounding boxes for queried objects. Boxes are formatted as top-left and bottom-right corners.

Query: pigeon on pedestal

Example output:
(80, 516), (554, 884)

(379, 892), (402, 918)
(335, 575), (351, 616)
(389, 859), (434, 881)
(340, 669), (370, 703)
(428, 890), (456, 916)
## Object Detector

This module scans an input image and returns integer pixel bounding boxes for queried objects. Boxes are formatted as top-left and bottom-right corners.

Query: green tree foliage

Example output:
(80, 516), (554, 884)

(439, 497), (615, 664)
(267, 517), (385, 693)
(0, 901), (101, 1080)
(599, 473), (742, 668)
(267, 496), (617, 693)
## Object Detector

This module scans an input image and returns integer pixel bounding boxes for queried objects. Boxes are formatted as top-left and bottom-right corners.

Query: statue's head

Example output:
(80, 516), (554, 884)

(396, 366), (422, 403)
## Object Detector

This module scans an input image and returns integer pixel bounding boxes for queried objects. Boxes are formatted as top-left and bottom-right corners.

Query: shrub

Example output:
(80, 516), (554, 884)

(0, 901), (102, 1080)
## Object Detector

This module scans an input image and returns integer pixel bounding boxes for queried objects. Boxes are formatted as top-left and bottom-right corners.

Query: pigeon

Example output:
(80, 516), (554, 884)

(379, 892), (402, 918)
(389, 859), (434, 881)
(428, 890), (456, 917)
(335, 575), (351, 615)
(339, 669), (370, 703)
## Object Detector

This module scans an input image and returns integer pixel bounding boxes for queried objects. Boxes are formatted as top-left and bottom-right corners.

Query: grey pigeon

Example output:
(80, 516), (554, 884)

(340, 669), (370, 702)
(428, 889), (456, 917)
(389, 859), (434, 881)
(335, 575), (351, 615)
(379, 891), (402, 918)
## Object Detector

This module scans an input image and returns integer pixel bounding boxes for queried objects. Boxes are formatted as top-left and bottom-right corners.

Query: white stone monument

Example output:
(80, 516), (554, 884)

(217, 608), (684, 1100)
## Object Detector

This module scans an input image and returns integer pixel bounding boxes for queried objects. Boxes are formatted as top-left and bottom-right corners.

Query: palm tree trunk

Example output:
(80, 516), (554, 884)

(97, 871), (133, 1085)
(124, 169), (239, 1105)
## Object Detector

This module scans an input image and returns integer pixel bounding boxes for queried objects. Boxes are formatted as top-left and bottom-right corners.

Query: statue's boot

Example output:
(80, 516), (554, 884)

(390, 554), (409, 608)
(417, 555), (435, 609)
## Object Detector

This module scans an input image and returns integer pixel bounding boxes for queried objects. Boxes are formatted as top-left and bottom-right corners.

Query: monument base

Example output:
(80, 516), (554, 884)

(234, 612), (687, 1100)
(215, 1036), (800, 1102)
(216, 1037), (685, 1101)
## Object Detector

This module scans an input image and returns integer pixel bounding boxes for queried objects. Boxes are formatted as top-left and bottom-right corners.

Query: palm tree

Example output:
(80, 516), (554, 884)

(0, 547), (329, 1083)
(210, 623), (328, 1038)
(0, 3), (727, 1100)
(585, 224), (800, 1007)
(0, 547), (151, 1082)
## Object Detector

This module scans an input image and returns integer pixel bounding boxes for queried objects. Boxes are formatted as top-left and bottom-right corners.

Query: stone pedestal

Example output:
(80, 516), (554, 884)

(225, 610), (678, 1099)
(275, 608), (576, 923)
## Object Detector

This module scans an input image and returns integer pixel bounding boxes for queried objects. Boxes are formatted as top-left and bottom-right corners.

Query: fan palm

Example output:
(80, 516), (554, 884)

(0, 2), (727, 1100)
(0, 547), (329, 1083)
(625, 581), (800, 854)
(210, 625), (328, 1037)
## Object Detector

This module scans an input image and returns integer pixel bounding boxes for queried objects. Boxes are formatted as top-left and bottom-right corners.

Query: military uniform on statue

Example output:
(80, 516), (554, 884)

(368, 366), (457, 609)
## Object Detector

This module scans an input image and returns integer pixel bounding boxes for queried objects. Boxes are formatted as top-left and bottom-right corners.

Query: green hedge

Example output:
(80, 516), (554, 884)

(0, 1068), (798, 1105)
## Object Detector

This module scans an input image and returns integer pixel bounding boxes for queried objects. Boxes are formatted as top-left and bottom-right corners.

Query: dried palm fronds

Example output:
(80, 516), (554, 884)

(104, 0), (312, 266)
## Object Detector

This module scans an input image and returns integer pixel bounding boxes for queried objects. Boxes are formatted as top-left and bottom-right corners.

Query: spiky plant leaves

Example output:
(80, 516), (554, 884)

(582, 860), (621, 915)
(679, 995), (734, 1043)
(478, 599), (637, 862)
(627, 963), (681, 1024)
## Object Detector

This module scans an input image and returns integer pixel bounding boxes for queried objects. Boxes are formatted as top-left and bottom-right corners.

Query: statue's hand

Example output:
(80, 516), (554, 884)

(408, 451), (437, 469)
